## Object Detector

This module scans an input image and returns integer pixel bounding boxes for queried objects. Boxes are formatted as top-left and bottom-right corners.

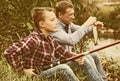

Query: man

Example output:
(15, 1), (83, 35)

(51, 1), (107, 81)
(4, 7), (83, 81)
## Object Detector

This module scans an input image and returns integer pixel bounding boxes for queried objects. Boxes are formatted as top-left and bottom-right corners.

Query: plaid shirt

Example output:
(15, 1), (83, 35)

(4, 30), (74, 71)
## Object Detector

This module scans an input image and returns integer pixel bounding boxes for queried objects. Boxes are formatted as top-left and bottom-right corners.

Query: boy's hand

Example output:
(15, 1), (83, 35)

(75, 57), (84, 65)
(23, 69), (38, 77)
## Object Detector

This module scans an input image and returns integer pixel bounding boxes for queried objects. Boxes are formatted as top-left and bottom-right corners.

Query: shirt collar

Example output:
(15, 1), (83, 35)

(57, 19), (72, 29)
(35, 29), (52, 40)
(57, 19), (66, 29)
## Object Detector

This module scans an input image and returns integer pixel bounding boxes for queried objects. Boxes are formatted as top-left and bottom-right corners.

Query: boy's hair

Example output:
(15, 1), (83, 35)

(31, 7), (55, 29)
(55, 0), (74, 17)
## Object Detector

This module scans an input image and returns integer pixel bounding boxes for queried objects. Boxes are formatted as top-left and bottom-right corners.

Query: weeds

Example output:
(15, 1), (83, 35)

(0, 55), (120, 81)
(102, 56), (120, 81)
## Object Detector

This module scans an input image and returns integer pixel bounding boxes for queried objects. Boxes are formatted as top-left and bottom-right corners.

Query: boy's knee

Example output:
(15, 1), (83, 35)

(58, 64), (74, 75)
(59, 64), (72, 70)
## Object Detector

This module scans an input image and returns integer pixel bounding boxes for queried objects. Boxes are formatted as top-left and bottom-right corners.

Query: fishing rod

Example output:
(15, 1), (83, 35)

(64, 40), (120, 62)
(43, 40), (120, 70)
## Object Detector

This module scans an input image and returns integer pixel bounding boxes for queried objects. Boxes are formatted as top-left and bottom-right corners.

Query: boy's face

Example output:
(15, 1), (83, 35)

(42, 11), (57, 33)
(59, 8), (75, 25)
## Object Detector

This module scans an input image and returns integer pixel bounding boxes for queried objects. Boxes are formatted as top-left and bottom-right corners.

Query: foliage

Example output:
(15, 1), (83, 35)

(71, 0), (98, 25)
(0, 0), (37, 55)
(102, 56), (120, 81)
(0, 0), (120, 80)
(99, 6), (120, 32)
(107, 6), (120, 32)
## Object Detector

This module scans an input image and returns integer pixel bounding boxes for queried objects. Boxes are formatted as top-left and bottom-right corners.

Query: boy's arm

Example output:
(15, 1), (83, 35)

(53, 40), (75, 58)
(54, 40), (84, 64)
(4, 36), (37, 71)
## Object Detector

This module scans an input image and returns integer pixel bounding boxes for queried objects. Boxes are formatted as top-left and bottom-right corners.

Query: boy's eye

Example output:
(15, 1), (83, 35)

(51, 19), (55, 21)
(51, 17), (56, 21)
(51, 19), (54, 21)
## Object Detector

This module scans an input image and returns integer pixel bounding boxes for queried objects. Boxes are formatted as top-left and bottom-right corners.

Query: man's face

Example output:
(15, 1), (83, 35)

(42, 11), (57, 33)
(59, 8), (75, 25)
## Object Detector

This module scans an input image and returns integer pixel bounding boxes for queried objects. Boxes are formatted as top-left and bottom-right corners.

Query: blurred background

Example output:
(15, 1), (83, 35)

(0, 0), (120, 81)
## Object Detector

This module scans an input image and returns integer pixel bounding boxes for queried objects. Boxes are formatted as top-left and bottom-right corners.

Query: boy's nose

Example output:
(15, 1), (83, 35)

(72, 15), (75, 19)
(55, 20), (58, 25)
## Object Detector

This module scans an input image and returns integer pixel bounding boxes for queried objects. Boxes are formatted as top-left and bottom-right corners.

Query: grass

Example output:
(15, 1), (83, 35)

(101, 56), (120, 81)
(0, 55), (85, 81)
(0, 54), (120, 81)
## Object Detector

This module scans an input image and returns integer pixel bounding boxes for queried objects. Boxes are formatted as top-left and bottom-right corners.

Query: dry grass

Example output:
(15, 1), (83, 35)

(0, 55), (120, 81)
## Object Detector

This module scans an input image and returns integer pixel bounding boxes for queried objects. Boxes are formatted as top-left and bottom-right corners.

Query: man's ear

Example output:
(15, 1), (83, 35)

(58, 13), (63, 19)
(39, 21), (45, 28)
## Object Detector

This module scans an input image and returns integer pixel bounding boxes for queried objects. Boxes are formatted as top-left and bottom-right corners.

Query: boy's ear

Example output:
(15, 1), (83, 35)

(39, 21), (45, 28)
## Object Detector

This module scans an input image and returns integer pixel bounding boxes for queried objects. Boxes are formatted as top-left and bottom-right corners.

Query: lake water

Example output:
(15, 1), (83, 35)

(88, 38), (120, 60)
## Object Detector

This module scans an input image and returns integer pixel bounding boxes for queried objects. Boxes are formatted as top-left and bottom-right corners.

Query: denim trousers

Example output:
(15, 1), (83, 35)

(90, 53), (107, 81)
(40, 53), (107, 81)
(41, 64), (79, 81)
(67, 53), (107, 81)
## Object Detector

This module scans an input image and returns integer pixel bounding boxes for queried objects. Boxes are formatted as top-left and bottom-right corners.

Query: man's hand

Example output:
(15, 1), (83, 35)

(94, 21), (104, 29)
(82, 16), (97, 27)
(23, 69), (38, 77)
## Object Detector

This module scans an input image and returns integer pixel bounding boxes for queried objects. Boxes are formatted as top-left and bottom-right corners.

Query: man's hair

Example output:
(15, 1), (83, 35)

(31, 7), (55, 29)
(55, 0), (74, 17)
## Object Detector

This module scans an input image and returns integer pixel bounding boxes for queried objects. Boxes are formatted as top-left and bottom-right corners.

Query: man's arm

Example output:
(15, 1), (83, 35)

(53, 40), (75, 58)
(53, 39), (84, 64)
(51, 24), (93, 46)
(51, 16), (97, 45)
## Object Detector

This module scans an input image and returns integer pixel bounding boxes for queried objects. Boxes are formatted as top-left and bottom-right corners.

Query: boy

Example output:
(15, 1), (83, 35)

(4, 7), (81, 81)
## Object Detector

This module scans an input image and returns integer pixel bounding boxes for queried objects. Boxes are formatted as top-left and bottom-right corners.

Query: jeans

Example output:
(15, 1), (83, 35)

(68, 53), (107, 81)
(90, 53), (107, 81)
(40, 53), (107, 81)
(41, 64), (79, 81)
